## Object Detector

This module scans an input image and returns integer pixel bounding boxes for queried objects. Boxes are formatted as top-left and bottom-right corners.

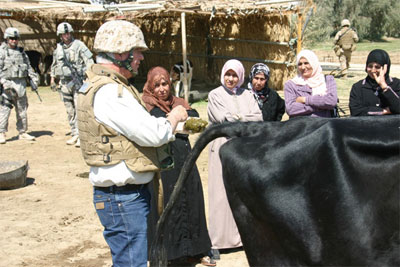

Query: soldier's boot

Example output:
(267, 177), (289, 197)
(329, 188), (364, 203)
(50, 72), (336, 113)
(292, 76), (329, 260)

(66, 135), (79, 145)
(19, 132), (35, 141)
(75, 138), (80, 148)
(0, 133), (6, 144)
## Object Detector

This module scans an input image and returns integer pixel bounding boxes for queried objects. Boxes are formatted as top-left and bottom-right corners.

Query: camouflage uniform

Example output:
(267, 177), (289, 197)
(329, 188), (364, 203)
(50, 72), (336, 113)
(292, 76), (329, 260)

(334, 19), (359, 77)
(0, 39), (38, 140)
(51, 32), (93, 139)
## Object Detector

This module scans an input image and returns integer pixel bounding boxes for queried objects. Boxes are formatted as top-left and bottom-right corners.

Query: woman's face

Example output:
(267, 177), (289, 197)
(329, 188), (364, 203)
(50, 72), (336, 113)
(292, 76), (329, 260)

(224, 69), (239, 89)
(252, 72), (267, 91)
(153, 77), (170, 101)
(298, 57), (313, 79)
(366, 62), (383, 79)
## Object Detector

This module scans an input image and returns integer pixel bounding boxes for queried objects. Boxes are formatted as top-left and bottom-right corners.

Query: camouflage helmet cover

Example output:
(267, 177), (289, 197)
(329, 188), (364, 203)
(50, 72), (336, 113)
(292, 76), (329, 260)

(93, 20), (148, 54)
(57, 22), (74, 36)
(4, 27), (20, 39)
(341, 19), (350, 27)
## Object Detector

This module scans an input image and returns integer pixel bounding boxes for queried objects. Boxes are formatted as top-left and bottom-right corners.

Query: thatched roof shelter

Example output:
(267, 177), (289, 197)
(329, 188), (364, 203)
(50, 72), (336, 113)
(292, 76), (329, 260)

(0, 0), (314, 90)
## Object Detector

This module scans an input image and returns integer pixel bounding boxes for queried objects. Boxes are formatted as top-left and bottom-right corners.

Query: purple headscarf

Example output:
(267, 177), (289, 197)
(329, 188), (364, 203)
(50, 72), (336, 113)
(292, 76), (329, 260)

(220, 59), (245, 90)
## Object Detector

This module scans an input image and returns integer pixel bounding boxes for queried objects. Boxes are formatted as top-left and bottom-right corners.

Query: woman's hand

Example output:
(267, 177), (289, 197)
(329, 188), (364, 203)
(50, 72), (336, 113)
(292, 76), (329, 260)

(232, 114), (242, 121)
(373, 64), (388, 89)
(382, 108), (392, 115)
(296, 96), (306, 104)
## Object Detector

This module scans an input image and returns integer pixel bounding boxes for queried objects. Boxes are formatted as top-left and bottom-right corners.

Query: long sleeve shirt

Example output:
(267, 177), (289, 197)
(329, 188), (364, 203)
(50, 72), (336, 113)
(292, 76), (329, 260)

(89, 83), (175, 187)
(349, 77), (400, 116)
(284, 75), (338, 118)
(207, 86), (262, 124)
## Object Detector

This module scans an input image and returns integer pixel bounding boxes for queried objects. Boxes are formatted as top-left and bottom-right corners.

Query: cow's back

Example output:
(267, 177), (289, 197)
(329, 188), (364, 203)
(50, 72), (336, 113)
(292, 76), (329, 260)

(220, 116), (400, 266)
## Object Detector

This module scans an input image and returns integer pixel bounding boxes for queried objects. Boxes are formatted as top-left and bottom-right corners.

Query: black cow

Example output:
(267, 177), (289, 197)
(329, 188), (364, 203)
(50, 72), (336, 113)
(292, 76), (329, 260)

(150, 115), (400, 267)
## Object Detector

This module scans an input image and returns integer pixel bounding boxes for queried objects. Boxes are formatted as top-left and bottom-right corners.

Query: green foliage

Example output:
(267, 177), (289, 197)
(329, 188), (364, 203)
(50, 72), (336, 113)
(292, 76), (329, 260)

(384, 1), (400, 37)
(304, 0), (400, 44)
(191, 100), (208, 109)
(306, 38), (400, 52)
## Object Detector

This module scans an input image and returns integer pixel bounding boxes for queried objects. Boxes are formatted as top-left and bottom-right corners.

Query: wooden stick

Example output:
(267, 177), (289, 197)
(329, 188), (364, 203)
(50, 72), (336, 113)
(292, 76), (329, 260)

(297, 11), (302, 54)
(181, 12), (189, 102)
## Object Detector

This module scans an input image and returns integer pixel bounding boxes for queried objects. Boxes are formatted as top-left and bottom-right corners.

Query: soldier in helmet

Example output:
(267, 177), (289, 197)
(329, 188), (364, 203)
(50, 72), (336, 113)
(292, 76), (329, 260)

(0, 27), (39, 144)
(76, 20), (188, 267)
(50, 22), (94, 147)
(334, 19), (359, 78)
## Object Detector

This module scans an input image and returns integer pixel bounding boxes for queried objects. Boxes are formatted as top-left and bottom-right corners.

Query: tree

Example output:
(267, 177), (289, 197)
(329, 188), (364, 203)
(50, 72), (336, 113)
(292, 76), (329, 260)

(304, 0), (397, 43)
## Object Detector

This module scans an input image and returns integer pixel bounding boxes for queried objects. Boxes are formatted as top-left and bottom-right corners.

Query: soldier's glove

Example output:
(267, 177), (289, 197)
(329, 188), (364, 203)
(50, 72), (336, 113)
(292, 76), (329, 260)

(50, 83), (57, 92)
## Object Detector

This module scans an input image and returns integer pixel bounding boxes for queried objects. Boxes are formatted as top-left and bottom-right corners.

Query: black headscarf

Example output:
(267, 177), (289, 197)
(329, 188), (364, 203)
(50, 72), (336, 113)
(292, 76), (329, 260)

(247, 63), (271, 108)
(365, 49), (391, 87)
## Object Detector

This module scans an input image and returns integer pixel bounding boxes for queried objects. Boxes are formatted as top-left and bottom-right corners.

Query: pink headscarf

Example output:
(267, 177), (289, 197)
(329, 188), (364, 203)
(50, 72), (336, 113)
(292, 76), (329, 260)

(292, 50), (327, 96)
(220, 59), (245, 91)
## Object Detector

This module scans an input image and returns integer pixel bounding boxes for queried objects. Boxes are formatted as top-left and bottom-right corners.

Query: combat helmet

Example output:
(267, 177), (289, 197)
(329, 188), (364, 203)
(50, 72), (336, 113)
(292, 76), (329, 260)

(57, 22), (74, 36)
(93, 20), (148, 75)
(341, 19), (350, 27)
(4, 27), (20, 39)
(93, 20), (148, 54)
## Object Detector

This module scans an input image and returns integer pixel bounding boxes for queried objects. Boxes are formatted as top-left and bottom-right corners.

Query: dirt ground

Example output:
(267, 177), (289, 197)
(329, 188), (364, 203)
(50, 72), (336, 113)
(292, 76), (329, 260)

(1, 49), (399, 267)
(0, 87), (248, 267)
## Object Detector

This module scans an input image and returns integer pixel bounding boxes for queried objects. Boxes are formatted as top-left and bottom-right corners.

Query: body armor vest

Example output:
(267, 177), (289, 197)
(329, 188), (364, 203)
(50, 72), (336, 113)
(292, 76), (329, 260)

(338, 29), (356, 50)
(77, 64), (173, 172)
(53, 40), (92, 79)
(0, 45), (29, 79)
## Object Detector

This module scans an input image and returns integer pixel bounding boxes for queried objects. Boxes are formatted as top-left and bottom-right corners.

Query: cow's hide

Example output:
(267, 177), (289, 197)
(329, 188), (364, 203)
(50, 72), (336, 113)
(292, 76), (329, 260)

(150, 116), (400, 267)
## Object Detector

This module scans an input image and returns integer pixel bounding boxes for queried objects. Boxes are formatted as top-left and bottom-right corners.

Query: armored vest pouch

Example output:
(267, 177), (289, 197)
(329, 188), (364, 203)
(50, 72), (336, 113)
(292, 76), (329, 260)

(156, 143), (174, 170)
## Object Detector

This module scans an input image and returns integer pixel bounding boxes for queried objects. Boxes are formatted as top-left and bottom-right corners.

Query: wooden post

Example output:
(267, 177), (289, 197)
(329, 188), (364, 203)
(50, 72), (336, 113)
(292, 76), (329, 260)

(181, 12), (189, 102)
(297, 11), (303, 54)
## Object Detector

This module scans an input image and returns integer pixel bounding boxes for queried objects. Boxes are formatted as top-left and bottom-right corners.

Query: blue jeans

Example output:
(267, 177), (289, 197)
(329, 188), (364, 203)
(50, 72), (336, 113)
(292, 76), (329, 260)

(93, 184), (150, 267)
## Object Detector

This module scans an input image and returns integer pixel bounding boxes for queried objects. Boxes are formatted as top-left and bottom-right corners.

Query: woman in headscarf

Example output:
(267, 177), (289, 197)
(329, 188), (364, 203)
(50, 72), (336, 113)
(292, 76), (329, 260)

(247, 63), (285, 121)
(142, 66), (215, 266)
(284, 49), (338, 118)
(207, 59), (262, 259)
(349, 49), (400, 116)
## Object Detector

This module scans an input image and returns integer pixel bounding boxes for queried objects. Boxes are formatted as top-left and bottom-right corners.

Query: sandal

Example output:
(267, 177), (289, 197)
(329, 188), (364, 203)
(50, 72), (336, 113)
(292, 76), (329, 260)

(201, 256), (217, 266)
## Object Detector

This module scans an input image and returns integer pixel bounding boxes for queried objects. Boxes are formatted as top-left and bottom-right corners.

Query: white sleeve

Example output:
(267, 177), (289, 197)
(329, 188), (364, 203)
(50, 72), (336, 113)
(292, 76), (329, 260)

(93, 83), (175, 147)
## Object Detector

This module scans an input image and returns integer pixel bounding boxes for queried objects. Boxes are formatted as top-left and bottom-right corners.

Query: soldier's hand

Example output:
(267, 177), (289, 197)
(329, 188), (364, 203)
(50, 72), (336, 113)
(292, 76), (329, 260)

(169, 105), (188, 122)
(167, 105), (188, 132)
(50, 82), (57, 92)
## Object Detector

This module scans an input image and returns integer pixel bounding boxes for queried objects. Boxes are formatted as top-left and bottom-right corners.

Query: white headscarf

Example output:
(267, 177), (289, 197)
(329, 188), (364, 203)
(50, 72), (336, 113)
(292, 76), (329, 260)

(220, 59), (245, 92)
(292, 50), (327, 96)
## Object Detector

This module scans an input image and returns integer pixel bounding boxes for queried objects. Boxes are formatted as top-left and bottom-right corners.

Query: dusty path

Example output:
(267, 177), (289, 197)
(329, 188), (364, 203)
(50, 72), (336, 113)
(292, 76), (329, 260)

(1, 48), (398, 267)
(0, 89), (246, 267)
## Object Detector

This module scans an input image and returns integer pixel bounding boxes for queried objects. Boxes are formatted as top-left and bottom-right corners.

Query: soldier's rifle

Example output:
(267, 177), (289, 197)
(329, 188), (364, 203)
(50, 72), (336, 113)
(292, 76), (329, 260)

(62, 48), (83, 90)
(28, 75), (42, 102)
(0, 82), (3, 105)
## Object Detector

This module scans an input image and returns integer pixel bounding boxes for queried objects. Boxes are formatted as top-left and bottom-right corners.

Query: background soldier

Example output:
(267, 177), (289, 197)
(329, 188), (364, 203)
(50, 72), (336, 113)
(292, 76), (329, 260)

(334, 19), (359, 78)
(0, 27), (38, 144)
(50, 22), (94, 147)
(77, 20), (187, 267)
